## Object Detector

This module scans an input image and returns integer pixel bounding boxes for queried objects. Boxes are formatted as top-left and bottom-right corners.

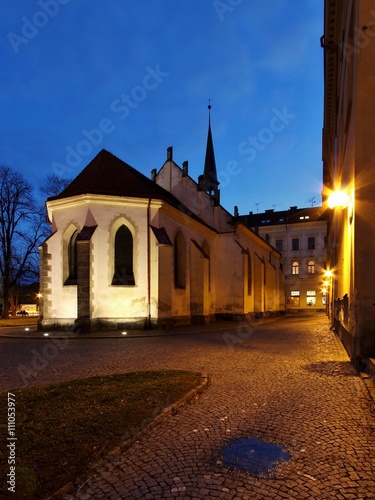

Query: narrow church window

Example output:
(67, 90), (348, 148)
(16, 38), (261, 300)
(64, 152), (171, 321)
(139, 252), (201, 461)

(174, 232), (186, 288)
(64, 229), (78, 285)
(112, 225), (135, 286)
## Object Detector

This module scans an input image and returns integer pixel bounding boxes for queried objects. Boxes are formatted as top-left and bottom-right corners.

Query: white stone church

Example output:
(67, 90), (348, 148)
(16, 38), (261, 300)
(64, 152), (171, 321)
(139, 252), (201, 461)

(39, 114), (285, 331)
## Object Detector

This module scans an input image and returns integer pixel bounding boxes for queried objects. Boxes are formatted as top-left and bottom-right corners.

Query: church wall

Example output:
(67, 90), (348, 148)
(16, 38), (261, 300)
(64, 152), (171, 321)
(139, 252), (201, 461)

(41, 154), (285, 331)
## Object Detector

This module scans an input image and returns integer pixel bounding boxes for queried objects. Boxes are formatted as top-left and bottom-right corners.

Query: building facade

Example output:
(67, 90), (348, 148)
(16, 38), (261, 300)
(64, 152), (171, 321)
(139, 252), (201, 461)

(322, 0), (375, 361)
(238, 206), (328, 312)
(39, 119), (285, 332)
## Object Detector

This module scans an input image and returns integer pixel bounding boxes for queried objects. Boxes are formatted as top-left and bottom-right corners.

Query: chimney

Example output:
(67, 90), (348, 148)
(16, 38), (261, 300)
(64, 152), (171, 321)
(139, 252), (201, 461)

(234, 205), (239, 217)
(151, 168), (157, 181)
(167, 146), (173, 161)
(182, 160), (188, 177)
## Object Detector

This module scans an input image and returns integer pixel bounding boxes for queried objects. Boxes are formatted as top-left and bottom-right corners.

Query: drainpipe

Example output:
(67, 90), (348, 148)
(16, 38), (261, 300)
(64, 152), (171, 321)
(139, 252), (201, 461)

(147, 198), (152, 328)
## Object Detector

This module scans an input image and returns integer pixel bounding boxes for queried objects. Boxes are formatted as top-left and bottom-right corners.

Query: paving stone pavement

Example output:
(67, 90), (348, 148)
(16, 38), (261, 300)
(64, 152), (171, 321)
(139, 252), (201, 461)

(1, 314), (375, 499)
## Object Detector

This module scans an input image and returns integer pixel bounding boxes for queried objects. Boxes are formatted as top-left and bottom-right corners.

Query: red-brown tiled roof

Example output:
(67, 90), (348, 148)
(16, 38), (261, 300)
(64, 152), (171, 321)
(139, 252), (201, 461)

(48, 149), (182, 206)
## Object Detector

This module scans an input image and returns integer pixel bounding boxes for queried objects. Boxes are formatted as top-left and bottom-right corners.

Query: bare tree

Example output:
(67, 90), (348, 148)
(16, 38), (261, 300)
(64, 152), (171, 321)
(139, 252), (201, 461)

(39, 173), (72, 198)
(0, 166), (47, 318)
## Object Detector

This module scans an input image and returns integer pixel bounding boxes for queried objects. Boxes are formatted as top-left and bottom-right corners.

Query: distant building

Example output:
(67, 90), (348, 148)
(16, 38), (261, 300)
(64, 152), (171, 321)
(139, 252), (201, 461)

(322, 0), (375, 362)
(39, 114), (284, 332)
(238, 206), (328, 312)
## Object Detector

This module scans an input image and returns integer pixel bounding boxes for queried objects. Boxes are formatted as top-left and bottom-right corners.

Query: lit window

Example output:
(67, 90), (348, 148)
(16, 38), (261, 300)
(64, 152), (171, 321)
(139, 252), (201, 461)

(174, 231), (186, 288)
(308, 237), (315, 250)
(290, 290), (300, 307)
(307, 261), (315, 274)
(292, 261), (299, 275)
(112, 225), (135, 285)
(275, 239), (283, 252)
(292, 238), (299, 250)
(306, 290), (316, 306)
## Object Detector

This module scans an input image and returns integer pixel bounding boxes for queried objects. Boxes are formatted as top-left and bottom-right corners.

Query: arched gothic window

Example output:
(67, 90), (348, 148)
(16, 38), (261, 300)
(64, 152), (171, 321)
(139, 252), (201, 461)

(64, 229), (78, 285)
(112, 225), (135, 285)
(174, 232), (186, 288)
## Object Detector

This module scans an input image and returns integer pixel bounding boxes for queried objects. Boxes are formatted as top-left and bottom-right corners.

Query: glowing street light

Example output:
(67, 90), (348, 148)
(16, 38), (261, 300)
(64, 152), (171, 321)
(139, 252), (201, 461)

(327, 190), (350, 209)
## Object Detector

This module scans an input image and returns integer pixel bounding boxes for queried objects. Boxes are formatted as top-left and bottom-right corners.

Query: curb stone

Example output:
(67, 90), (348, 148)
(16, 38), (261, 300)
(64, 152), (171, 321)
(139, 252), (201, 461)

(49, 373), (210, 499)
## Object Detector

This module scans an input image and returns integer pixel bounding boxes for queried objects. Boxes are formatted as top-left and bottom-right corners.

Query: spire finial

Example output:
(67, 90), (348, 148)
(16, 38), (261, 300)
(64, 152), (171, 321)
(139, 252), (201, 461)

(198, 101), (220, 205)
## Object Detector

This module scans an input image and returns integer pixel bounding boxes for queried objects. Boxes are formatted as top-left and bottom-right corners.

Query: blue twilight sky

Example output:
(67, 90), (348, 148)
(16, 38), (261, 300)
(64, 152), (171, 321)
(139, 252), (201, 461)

(1, 0), (324, 214)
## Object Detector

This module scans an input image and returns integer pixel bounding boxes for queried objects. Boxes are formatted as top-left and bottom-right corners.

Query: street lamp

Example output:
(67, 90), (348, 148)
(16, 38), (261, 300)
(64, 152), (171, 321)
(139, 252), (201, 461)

(327, 190), (350, 209)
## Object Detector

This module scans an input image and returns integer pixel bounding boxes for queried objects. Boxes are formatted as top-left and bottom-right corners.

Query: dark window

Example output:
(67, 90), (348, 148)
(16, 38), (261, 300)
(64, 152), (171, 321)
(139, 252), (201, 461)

(174, 232), (186, 288)
(65, 230), (78, 285)
(292, 238), (299, 250)
(308, 237), (315, 250)
(112, 225), (135, 285)
(275, 239), (283, 252)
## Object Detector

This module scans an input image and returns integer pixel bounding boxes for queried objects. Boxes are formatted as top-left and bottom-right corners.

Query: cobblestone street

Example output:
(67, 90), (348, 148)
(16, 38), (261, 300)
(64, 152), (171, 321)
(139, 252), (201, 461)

(1, 314), (374, 499)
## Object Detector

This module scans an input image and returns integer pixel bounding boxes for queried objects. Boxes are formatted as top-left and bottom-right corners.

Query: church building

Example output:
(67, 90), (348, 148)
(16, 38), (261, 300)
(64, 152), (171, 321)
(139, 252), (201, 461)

(39, 113), (285, 332)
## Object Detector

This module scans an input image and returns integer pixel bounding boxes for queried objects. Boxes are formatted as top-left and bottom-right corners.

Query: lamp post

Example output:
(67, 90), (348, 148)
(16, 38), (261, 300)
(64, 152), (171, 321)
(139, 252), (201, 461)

(36, 293), (42, 314)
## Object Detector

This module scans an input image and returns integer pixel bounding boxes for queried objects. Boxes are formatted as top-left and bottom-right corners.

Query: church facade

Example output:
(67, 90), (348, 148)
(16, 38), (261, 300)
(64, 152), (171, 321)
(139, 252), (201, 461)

(39, 119), (285, 332)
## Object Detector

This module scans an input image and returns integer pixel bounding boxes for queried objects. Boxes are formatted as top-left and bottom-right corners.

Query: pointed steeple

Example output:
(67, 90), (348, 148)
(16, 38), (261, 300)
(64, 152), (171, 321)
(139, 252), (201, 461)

(199, 103), (220, 205)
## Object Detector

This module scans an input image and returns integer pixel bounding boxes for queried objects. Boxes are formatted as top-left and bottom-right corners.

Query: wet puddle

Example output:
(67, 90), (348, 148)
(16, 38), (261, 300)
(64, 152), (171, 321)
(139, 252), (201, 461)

(217, 437), (291, 476)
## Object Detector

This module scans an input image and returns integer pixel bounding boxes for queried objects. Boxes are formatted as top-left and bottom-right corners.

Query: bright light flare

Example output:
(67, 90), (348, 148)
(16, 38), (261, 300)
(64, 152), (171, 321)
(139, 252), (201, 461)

(327, 190), (350, 209)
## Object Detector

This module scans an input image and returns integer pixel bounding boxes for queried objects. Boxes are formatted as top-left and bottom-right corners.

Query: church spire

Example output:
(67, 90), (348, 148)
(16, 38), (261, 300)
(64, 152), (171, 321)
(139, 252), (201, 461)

(199, 102), (220, 205)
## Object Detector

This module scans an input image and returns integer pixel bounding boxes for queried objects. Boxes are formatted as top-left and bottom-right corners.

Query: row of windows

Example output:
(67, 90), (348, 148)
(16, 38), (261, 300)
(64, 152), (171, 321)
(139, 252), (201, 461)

(275, 237), (316, 252)
(289, 290), (324, 307)
(65, 226), (253, 293)
(291, 260), (315, 275)
(65, 225), (136, 286)
(65, 226), (216, 290)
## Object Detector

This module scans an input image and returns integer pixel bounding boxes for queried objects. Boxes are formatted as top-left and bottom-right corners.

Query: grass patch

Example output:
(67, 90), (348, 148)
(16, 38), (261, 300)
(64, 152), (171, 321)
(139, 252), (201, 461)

(0, 370), (203, 499)
(0, 317), (38, 327)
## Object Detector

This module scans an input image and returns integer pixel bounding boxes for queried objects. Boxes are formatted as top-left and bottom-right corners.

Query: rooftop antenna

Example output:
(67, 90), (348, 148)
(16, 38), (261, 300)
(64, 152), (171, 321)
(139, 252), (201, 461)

(272, 203), (282, 210)
(306, 196), (316, 207)
(255, 201), (264, 213)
